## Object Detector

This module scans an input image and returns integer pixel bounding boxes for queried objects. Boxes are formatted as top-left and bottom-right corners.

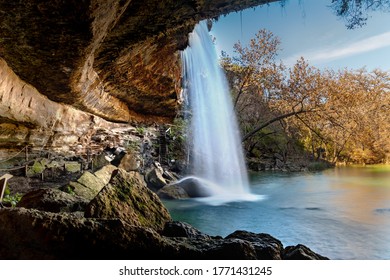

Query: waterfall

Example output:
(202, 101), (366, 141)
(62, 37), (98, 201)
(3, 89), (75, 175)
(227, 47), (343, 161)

(181, 21), (260, 204)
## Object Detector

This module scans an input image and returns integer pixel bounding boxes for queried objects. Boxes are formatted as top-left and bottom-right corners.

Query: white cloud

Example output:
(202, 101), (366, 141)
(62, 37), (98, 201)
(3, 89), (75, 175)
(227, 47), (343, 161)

(284, 31), (390, 66)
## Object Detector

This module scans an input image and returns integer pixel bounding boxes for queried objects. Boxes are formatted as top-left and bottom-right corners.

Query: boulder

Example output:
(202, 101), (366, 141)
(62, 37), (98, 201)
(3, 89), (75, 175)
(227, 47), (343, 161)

(93, 153), (111, 170)
(17, 188), (89, 213)
(162, 222), (257, 259)
(157, 185), (190, 200)
(162, 221), (209, 239)
(0, 207), (329, 260)
(64, 162), (81, 173)
(67, 169), (108, 200)
(145, 165), (167, 191)
(67, 181), (97, 201)
(170, 160), (187, 173)
(76, 171), (106, 193)
(169, 177), (212, 198)
(84, 169), (171, 231)
(225, 230), (283, 260)
(171, 237), (257, 260)
(65, 165), (117, 201)
(275, 158), (285, 169)
(0, 207), (171, 259)
(162, 170), (179, 182)
(26, 160), (45, 177)
(93, 164), (117, 186)
(118, 153), (140, 172)
(282, 244), (329, 260)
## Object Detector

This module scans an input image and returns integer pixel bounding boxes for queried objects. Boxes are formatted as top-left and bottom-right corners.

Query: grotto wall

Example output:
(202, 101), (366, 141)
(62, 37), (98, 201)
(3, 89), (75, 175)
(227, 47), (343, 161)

(0, 0), (276, 152)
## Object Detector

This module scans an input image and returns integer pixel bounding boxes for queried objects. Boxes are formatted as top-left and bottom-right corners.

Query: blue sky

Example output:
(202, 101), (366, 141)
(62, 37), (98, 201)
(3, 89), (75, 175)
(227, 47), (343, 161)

(210, 0), (390, 71)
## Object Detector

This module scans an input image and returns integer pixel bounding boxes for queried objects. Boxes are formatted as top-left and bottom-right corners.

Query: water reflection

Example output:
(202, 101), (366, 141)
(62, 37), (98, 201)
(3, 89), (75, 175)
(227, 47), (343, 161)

(328, 167), (390, 224)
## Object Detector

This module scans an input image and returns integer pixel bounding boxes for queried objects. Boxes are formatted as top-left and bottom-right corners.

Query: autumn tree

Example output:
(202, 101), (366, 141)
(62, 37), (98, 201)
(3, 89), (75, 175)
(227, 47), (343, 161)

(319, 68), (390, 163)
(222, 30), (329, 161)
(222, 29), (390, 165)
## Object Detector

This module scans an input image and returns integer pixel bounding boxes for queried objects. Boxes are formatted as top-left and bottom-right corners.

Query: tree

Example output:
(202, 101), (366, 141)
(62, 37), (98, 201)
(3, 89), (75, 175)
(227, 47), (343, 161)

(222, 29), (390, 164)
(330, 0), (390, 29)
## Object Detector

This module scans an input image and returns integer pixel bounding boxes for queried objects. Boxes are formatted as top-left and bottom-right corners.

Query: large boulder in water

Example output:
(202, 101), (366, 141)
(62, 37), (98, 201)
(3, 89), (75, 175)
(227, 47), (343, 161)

(84, 169), (171, 231)
(166, 177), (214, 198)
(157, 185), (190, 200)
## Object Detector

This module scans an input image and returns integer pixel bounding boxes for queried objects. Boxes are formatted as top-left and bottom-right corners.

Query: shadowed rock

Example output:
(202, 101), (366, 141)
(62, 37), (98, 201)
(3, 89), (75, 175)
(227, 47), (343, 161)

(84, 169), (172, 231)
(283, 244), (329, 260)
(157, 185), (190, 200)
(17, 188), (89, 213)
(0, 207), (172, 259)
(226, 230), (284, 260)
(162, 221), (210, 239)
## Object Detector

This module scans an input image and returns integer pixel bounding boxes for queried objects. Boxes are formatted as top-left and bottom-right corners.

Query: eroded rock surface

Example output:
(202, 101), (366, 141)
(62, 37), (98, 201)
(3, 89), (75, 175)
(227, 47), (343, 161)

(17, 188), (89, 213)
(84, 169), (172, 231)
(0, 1), (277, 151)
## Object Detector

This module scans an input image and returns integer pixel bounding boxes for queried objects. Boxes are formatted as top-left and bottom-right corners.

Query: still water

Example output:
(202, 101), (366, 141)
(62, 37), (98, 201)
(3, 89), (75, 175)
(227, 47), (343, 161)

(164, 166), (390, 259)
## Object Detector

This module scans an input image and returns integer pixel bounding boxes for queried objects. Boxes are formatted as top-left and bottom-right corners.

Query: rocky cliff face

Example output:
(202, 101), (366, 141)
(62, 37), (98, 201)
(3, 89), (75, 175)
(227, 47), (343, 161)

(0, 0), (276, 153)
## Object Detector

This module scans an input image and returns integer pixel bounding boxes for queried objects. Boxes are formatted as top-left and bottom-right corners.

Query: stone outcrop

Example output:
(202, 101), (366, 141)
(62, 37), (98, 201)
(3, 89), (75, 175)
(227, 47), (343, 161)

(0, 0), (277, 151)
(0, 207), (172, 259)
(282, 244), (329, 260)
(17, 188), (89, 213)
(66, 164), (117, 200)
(160, 176), (213, 198)
(84, 168), (171, 231)
(162, 221), (211, 239)
(157, 184), (190, 200)
(145, 163), (168, 191)
(0, 58), (131, 153)
(0, 166), (329, 260)
(225, 230), (284, 260)
(0, 207), (328, 260)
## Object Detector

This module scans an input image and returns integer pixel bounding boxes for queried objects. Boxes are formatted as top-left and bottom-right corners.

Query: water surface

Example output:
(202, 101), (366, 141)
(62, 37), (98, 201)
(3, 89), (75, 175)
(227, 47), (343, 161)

(164, 166), (390, 259)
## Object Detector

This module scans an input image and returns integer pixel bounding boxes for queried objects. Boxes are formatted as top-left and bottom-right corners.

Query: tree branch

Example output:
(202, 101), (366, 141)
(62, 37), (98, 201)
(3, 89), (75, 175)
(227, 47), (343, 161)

(242, 109), (311, 143)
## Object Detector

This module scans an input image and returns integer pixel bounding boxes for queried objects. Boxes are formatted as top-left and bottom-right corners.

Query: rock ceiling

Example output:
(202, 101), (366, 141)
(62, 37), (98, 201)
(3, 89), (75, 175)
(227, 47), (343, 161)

(1, 0), (276, 122)
(0, 0), (276, 151)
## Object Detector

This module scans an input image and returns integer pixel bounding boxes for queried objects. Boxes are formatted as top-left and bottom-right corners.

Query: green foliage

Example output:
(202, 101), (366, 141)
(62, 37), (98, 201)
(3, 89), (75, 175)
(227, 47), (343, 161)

(135, 126), (146, 135)
(63, 185), (75, 195)
(125, 140), (140, 153)
(2, 187), (22, 207)
(307, 161), (331, 172)
(167, 117), (188, 161)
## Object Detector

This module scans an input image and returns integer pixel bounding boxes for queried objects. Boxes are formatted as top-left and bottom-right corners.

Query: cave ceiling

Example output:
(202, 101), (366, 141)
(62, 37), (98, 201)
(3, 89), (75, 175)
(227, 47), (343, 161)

(0, 0), (277, 124)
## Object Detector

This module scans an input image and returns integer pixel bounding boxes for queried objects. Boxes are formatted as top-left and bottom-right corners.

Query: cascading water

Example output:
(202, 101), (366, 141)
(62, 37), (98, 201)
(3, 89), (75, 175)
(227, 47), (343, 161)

(180, 21), (261, 204)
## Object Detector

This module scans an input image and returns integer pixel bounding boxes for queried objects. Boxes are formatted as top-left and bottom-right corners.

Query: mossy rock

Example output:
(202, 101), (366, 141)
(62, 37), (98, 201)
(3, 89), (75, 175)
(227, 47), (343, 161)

(77, 171), (105, 193)
(64, 162), (81, 173)
(46, 160), (61, 169)
(93, 164), (117, 186)
(67, 181), (97, 201)
(27, 160), (45, 176)
(84, 169), (171, 231)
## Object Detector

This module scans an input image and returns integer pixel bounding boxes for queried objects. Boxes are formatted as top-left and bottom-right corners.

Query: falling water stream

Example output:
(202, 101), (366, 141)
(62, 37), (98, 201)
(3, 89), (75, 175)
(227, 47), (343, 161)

(180, 21), (262, 205)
